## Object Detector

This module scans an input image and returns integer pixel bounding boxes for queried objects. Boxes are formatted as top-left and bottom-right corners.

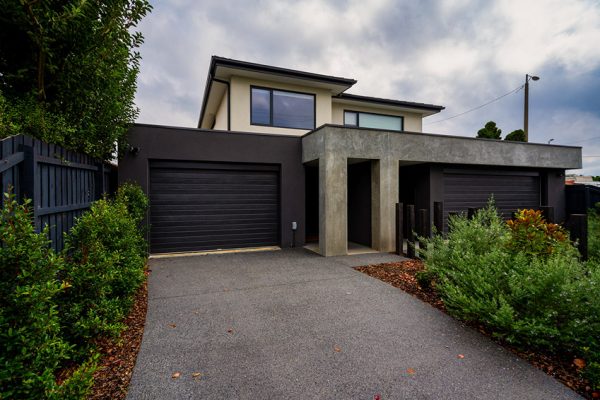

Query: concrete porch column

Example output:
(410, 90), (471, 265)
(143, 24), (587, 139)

(319, 152), (347, 256)
(371, 157), (399, 252)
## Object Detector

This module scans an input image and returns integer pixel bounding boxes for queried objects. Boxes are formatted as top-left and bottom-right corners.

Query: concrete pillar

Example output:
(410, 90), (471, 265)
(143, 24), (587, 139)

(319, 153), (347, 256)
(371, 157), (399, 252)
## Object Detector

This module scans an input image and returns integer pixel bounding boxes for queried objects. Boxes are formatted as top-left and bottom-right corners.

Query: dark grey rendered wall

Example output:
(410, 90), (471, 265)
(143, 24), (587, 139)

(421, 164), (567, 226)
(119, 124), (305, 249)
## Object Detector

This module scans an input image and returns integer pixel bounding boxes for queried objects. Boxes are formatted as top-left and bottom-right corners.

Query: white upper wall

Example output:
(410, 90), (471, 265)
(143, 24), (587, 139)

(213, 90), (228, 130)
(229, 76), (332, 136)
(200, 57), (443, 135)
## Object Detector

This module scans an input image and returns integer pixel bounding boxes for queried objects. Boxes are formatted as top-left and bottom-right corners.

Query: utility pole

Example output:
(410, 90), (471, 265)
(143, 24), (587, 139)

(524, 74), (540, 142)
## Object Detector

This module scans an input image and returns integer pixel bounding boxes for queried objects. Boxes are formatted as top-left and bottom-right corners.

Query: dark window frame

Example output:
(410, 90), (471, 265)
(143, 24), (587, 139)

(343, 109), (404, 131)
(250, 85), (316, 130)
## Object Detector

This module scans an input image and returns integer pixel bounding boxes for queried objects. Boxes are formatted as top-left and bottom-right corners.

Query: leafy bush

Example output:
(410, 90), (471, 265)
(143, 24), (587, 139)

(0, 194), (94, 399)
(0, 91), (77, 145)
(415, 270), (436, 290)
(61, 197), (147, 347)
(422, 203), (600, 388)
(476, 121), (502, 139)
(506, 209), (570, 257)
(116, 182), (149, 225)
(0, 0), (152, 159)
(504, 129), (526, 142)
(115, 182), (149, 257)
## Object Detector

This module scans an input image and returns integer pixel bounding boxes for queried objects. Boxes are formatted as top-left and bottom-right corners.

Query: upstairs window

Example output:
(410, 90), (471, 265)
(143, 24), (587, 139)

(251, 87), (315, 130)
(344, 110), (403, 131)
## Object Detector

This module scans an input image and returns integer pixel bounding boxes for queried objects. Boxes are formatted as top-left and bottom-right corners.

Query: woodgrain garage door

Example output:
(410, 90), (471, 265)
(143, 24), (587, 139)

(443, 170), (540, 229)
(149, 161), (280, 253)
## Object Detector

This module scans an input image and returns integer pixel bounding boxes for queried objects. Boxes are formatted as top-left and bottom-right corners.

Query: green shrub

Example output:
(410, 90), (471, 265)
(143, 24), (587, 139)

(0, 194), (94, 399)
(506, 209), (571, 257)
(422, 203), (600, 388)
(504, 129), (526, 142)
(0, 91), (77, 145)
(415, 270), (436, 290)
(115, 182), (149, 224)
(61, 197), (146, 348)
(115, 182), (149, 257)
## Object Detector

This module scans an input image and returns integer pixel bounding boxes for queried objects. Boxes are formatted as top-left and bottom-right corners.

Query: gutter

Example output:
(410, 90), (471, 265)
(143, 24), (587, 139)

(197, 69), (213, 128)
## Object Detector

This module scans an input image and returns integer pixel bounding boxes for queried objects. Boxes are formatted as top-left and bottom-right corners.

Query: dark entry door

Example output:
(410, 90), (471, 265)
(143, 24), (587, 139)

(149, 161), (280, 253)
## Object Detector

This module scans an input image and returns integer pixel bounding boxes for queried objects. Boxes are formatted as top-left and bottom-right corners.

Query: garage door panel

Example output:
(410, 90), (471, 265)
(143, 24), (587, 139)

(150, 206), (278, 216)
(151, 175), (278, 184)
(151, 240), (279, 254)
(149, 161), (280, 253)
(150, 215), (278, 224)
(151, 232), (279, 244)
(150, 192), (278, 200)
(151, 223), (279, 235)
(443, 172), (540, 231)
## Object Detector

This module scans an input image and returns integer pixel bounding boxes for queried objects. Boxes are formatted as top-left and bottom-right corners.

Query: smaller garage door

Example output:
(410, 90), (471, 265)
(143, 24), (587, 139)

(443, 170), (540, 230)
(149, 161), (280, 253)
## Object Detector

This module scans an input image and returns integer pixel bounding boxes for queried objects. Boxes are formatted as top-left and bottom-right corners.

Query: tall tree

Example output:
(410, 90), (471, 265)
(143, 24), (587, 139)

(0, 0), (152, 159)
(476, 121), (502, 140)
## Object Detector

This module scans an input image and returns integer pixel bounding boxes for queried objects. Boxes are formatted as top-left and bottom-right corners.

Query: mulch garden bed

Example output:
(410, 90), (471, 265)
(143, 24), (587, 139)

(87, 275), (149, 400)
(355, 259), (599, 399)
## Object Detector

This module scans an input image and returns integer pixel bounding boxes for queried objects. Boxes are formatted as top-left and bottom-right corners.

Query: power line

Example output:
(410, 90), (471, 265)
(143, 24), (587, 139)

(424, 84), (525, 126)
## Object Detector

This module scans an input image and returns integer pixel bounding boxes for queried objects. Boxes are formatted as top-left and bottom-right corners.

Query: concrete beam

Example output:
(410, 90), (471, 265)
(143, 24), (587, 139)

(302, 125), (582, 170)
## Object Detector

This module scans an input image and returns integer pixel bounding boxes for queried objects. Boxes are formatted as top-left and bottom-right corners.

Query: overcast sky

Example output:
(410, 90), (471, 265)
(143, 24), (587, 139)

(134, 0), (600, 175)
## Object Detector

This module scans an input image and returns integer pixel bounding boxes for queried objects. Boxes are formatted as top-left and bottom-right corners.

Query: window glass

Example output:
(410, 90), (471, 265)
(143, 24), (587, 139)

(272, 90), (314, 129)
(344, 111), (358, 126)
(251, 88), (270, 125)
(359, 113), (403, 131)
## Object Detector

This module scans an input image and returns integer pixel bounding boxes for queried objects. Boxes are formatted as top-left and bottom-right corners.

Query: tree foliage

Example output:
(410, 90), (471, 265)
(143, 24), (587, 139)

(476, 121), (502, 139)
(0, 0), (152, 159)
(504, 129), (526, 142)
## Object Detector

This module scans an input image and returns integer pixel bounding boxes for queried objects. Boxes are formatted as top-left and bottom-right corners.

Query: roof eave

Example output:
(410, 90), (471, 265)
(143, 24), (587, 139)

(334, 93), (445, 114)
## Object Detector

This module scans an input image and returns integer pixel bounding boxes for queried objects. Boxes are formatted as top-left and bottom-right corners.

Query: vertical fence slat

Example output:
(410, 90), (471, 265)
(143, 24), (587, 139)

(396, 202), (403, 256)
(406, 204), (416, 259)
(434, 202), (443, 234)
(1, 134), (111, 251)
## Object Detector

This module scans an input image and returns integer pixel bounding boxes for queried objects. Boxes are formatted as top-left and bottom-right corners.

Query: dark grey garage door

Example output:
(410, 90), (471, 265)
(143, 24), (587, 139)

(149, 161), (280, 253)
(443, 170), (540, 229)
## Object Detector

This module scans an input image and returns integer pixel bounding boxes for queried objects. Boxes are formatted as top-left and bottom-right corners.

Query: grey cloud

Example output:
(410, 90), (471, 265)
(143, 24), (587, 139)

(134, 0), (600, 175)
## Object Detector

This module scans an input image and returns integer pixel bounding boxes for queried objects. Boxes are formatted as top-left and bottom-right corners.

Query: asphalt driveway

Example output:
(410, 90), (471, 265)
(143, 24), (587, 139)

(127, 248), (580, 399)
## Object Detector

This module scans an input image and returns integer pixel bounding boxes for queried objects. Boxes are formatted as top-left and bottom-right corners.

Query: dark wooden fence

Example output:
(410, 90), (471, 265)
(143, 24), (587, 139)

(566, 184), (600, 214)
(396, 201), (590, 259)
(1, 134), (116, 251)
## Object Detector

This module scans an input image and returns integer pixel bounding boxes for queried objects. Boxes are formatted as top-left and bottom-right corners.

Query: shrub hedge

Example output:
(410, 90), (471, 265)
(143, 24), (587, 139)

(61, 198), (146, 348)
(422, 202), (600, 389)
(0, 184), (148, 399)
